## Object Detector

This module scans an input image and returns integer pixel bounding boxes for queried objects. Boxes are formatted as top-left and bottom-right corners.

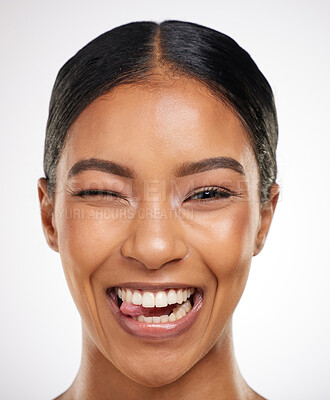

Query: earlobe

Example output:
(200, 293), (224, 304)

(37, 178), (59, 252)
(253, 184), (279, 256)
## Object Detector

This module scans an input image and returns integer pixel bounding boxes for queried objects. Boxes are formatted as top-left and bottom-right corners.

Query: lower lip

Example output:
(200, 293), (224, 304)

(106, 289), (203, 340)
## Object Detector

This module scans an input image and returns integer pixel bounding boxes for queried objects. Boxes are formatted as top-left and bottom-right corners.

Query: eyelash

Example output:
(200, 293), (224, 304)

(69, 187), (236, 202)
(69, 189), (128, 201)
(185, 186), (236, 202)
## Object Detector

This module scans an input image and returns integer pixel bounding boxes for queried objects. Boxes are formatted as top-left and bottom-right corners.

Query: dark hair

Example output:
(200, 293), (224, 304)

(44, 20), (278, 203)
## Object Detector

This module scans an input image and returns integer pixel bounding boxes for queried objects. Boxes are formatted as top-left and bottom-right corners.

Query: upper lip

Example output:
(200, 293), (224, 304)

(107, 282), (200, 292)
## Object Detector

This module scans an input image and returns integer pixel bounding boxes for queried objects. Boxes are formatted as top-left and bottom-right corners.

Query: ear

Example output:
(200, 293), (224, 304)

(37, 178), (59, 252)
(253, 184), (279, 256)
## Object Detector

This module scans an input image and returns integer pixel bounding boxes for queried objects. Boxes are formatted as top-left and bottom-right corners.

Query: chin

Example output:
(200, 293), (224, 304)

(115, 354), (191, 388)
(127, 367), (184, 388)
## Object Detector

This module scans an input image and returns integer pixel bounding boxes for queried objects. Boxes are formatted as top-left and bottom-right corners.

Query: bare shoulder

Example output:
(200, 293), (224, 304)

(248, 389), (267, 400)
(53, 389), (73, 400)
(53, 394), (66, 400)
(253, 394), (267, 400)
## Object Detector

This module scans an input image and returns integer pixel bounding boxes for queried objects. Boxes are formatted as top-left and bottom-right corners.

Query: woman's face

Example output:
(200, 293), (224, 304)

(40, 78), (275, 386)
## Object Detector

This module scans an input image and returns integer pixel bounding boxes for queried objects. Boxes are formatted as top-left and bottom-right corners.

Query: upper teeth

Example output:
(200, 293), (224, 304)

(117, 287), (195, 308)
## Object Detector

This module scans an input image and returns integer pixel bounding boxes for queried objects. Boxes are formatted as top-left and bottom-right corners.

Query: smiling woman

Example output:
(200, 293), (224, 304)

(38, 20), (279, 400)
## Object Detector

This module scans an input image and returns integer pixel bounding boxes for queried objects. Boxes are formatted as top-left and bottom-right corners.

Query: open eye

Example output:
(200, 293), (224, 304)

(185, 186), (235, 202)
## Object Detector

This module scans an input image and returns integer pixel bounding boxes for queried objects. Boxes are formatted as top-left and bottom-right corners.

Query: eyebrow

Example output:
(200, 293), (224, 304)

(174, 156), (245, 177)
(67, 156), (245, 180)
(67, 158), (136, 179)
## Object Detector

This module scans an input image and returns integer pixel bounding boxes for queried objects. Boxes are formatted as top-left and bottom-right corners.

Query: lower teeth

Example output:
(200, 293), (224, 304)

(133, 298), (192, 324)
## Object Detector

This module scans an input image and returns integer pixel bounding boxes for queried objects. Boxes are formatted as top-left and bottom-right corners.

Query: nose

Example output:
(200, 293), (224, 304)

(121, 205), (188, 270)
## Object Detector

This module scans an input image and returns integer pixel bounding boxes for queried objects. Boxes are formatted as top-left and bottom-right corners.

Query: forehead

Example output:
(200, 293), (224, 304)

(58, 78), (257, 180)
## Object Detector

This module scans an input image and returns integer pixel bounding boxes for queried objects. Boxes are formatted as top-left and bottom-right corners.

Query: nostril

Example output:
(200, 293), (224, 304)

(120, 215), (189, 270)
(121, 235), (189, 270)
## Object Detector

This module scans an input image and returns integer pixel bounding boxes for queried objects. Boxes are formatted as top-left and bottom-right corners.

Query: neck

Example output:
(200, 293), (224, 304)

(66, 320), (253, 400)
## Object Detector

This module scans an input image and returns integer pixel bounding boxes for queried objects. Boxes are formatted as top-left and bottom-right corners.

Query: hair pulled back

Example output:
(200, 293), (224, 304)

(44, 20), (278, 202)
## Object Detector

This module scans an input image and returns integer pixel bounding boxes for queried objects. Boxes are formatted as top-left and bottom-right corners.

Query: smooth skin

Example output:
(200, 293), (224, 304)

(38, 77), (278, 400)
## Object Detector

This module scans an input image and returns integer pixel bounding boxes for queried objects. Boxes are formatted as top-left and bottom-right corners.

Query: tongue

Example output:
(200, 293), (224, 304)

(120, 301), (177, 317)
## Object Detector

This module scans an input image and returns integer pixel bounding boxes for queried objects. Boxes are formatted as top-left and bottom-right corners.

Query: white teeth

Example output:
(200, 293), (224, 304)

(160, 315), (169, 323)
(126, 289), (132, 303)
(142, 292), (155, 308)
(155, 291), (167, 307)
(130, 298), (193, 324)
(132, 291), (142, 305)
(177, 289), (183, 304)
(167, 289), (177, 305)
(169, 313), (176, 322)
(117, 287), (196, 308)
(182, 301), (192, 313)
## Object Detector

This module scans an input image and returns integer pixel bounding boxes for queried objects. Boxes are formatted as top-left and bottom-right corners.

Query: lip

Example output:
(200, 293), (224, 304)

(106, 285), (203, 340)
(107, 282), (199, 292)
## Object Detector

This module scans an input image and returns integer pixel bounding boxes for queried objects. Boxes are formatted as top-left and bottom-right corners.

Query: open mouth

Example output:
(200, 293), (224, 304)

(116, 287), (195, 323)
(106, 286), (203, 339)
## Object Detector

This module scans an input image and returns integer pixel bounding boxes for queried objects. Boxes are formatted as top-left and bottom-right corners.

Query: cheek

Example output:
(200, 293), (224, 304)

(191, 202), (258, 285)
(193, 204), (259, 340)
(57, 207), (122, 269)
(55, 203), (130, 309)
